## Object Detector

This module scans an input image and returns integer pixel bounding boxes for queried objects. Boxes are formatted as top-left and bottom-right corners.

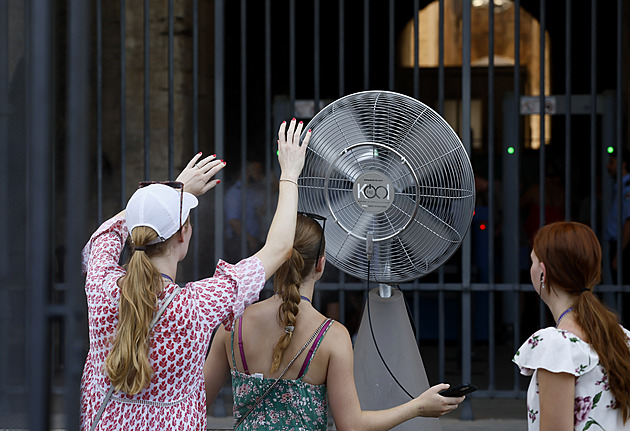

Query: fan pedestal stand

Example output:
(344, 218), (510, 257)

(353, 286), (441, 431)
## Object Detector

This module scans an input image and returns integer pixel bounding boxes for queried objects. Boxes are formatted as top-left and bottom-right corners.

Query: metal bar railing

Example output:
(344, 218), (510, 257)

(143, 0), (150, 180)
(214, 0), (225, 265)
(564, 0), (572, 221)
(538, 0), (547, 330)
(120, 0), (127, 207)
(96, 0), (103, 224)
(460, 0), (473, 420)
(487, 0), (497, 393)
(590, 0), (598, 232)
(192, 0), (200, 279)
(363, 0), (369, 90)
(65, 2), (90, 428)
(240, 0), (247, 258)
(168, 0), (174, 179)
(28, 2), (54, 428)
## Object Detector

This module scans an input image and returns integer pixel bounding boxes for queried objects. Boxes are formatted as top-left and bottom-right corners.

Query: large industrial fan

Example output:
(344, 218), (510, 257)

(298, 91), (475, 430)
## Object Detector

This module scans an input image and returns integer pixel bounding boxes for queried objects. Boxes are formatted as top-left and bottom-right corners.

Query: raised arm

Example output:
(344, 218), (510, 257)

(326, 323), (463, 431)
(254, 118), (310, 280)
(176, 152), (225, 197)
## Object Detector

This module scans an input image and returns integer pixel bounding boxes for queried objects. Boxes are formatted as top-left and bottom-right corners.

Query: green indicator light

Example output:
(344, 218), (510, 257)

(507, 146), (515, 155)
(277, 150), (280, 156)
(607, 146), (614, 154)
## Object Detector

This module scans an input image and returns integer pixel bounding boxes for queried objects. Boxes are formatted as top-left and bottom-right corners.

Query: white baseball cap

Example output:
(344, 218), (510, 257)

(125, 183), (198, 244)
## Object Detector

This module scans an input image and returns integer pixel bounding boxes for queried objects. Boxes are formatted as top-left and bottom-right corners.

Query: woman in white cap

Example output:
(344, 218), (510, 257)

(80, 119), (310, 431)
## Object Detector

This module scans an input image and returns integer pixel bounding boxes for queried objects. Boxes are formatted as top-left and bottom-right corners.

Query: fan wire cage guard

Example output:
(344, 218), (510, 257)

(299, 90), (475, 284)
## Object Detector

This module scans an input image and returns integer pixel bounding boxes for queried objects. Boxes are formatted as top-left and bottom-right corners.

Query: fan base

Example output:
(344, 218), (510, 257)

(353, 287), (441, 431)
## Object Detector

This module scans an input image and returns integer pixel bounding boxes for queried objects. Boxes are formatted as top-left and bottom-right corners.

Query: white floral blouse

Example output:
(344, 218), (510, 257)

(513, 326), (630, 431)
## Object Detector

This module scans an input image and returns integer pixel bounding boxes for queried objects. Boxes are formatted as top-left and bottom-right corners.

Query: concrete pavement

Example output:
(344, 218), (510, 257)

(206, 397), (528, 430)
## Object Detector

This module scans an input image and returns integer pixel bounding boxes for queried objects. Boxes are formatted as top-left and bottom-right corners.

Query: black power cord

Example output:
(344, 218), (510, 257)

(365, 259), (415, 400)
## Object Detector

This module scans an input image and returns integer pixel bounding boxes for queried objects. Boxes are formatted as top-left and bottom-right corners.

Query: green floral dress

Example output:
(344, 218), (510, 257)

(230, 318), (333, 430)
(513, 326), (630, 431)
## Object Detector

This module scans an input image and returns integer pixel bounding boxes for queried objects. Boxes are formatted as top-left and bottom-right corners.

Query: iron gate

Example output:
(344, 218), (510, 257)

(1, 0), (628, 428)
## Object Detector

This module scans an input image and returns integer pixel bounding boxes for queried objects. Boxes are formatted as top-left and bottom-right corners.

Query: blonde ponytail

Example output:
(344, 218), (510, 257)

(105, 226), (166, 394)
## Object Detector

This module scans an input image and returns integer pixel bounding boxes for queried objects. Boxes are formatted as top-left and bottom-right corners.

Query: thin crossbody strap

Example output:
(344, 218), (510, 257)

(89, 286), (181, 431)
(234, 318), (331, 430)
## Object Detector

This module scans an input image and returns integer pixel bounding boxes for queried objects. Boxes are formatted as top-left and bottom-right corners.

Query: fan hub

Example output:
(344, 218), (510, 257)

(353, 171), (394, 214)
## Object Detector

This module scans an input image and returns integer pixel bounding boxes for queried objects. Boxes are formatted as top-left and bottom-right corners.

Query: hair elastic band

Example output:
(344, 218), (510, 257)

(580, 288), (590, 293)
(285, 326), (295, 334)
(134, 246), (146, 252)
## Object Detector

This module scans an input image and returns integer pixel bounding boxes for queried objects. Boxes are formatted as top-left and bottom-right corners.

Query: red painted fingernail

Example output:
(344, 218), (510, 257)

(198, 152), (202, 155)
(292, 118), (296, 121)
(217, 180), (221, 184)
(212, 153), (216, 157)
(299, 121), (303, 124)
(308, 129), (312, 133)
(220, 159), (223, 163)
(223, 161), (227, 165)
(282, 121), (286, 124)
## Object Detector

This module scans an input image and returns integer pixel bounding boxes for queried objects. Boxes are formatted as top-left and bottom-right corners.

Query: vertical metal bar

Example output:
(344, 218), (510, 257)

(388, 0), (394, 90)
(28, 1), (52, 428)
(289, 0), (295, 110)
(487, 0), (496, 392)
(240, 0), (247, 257)
(460, 0), (473, 420)
(66, 1), (90, 428)
(615, 0), (623, 286)
(168, 0), (174, 179)
(438, 270), (445, 382)
(120, 0), (127, 207)
(338, 0), (345, 97)
(538, 0), (546, 329)
(363, 0), (369, 89)
(96, 0), (103, 224)
(214, 0), (225, 264)
(143, 0), (150, 180)
(265, 0), (272, 228)
(413, 289), (420, 344)
(437, 0), (446, 385)
(438, 0), (444, 114)
(339, 288), (346, 325)
(314, 0), (320, 110)
(192, 0), (199, 279)
(0, 0), (7, 275)
(512, 0), (522, 392)
(564, 0), (572, 220)
(413, 0), (419, 99)
(590, 0), (597, 231)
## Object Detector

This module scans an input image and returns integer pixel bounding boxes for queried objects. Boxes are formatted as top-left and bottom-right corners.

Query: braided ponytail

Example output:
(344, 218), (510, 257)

(270, 214), (325, 373)
(105, 226), (168, 394)
(270, 249), (304, 372)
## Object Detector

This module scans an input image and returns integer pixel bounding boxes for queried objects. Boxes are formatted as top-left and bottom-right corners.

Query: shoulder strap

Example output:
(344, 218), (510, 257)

(230, 316), (250, 373)
(297, 318), (333, 379)
(234, 318), (330, 429)
(230, 323), (237, 369)
(90, 286), (181, 431)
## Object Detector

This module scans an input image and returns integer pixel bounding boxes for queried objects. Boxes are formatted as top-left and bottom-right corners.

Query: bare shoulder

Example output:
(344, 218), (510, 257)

(320, 320), (353, 352)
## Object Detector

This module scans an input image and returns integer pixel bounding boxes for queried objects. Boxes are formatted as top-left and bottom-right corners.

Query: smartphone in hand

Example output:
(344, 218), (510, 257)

(439, 383), (478, 397)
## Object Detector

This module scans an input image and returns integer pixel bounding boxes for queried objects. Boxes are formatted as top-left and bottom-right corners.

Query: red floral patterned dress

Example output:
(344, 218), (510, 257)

(80, 216), (265, 430)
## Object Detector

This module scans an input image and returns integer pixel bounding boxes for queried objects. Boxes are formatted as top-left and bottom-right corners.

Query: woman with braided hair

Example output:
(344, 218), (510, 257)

(513, 221), (630, 430)
(204, 214), (464, 430)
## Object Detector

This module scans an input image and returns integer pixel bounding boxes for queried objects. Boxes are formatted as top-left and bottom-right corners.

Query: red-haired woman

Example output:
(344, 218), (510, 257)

(513, 221), (630, 430)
